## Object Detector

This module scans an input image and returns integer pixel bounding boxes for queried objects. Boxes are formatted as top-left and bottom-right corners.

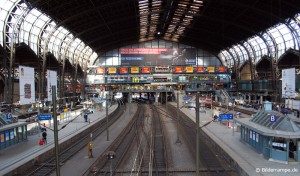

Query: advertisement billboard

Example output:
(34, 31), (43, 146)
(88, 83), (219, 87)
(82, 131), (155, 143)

(282, 68), (295, 98)
(47, 70), (57, 102)
(19, 66), (35, 105)
(120, 48), (196, 66)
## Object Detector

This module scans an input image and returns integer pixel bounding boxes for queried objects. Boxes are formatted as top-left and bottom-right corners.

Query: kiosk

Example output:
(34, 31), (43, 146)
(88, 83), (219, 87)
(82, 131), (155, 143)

(235, 102), (300, 164)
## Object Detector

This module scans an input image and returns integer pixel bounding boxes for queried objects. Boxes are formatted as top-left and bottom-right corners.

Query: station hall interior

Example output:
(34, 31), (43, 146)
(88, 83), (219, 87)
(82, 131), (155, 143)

(1, 0), (300, 176)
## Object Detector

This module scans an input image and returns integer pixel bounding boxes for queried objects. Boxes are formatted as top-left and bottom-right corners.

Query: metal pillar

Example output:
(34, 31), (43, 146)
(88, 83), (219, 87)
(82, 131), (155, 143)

(52, 86), (60, 176)
(165, 91), (167, 109)
(195, 93), (200, 176)
(176, 92), (181, 144)
(106, 93), (109, 141)
(232, 105), (235, 136)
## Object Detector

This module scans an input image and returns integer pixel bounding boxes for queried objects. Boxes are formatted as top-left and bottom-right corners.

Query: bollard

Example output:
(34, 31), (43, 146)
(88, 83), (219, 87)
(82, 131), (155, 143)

(88, 142), (93, 158)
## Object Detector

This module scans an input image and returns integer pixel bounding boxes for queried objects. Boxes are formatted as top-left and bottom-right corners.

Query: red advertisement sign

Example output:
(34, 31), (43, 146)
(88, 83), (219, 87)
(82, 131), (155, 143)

(120, 48), (168, 54)
(218, 66), (227, 73)
(142, 67), (151, 74)
(96, 67), (105, 74)
(174, 66), (184, 73)
(119, 67), (129, 74)
(196, 66), (205, 73)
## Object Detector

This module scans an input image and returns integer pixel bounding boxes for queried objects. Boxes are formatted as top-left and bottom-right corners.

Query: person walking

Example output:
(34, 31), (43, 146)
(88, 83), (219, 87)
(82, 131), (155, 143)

(42, 131), (47, 144)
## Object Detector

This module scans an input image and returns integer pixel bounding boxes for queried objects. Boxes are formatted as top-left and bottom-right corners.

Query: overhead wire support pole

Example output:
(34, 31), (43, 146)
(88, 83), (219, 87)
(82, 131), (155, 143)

(52, 86), (60, 176)
(195, 93), (200, 176)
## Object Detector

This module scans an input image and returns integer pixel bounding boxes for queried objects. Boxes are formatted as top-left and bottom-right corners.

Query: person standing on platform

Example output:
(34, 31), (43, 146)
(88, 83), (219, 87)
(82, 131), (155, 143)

(42, 130), (47, 144)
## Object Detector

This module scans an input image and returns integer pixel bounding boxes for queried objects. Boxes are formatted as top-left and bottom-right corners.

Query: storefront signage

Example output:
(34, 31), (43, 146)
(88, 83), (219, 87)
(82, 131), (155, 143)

(207, 66), (215, 73)
(108, 67), (117, 74)
(272, 142), (286, 148)
(131, 67), (140, 74)
(155, 66), (170, 73)
(119, 67), (129, 74)
(218, 66), (226, 73)
(174, 66), (184, 73)
(96, 67), (105, 74)
(196, 66), (205, 73)
(185, 66), (194, 73)
(141, 67), (151, 74)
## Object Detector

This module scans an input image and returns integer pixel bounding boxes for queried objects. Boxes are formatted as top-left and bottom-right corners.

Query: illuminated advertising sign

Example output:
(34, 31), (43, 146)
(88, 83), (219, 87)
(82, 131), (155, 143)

(120, 48), (196, 66)
(218, 66), (226, 73)
(155, 66), (170, 73)
(108, 67), (117, 74)
(185, 67), (194, 73)
(131, 67), (140, 74)
(142, 67), (151, 74)
(119, 67), (129, 74)
(97, 67), (105, 74)
(120, 48), (168, 54)
(207, 66), (215, 73)
(174, 66), (184, 73)
(196, 66), (205, 73)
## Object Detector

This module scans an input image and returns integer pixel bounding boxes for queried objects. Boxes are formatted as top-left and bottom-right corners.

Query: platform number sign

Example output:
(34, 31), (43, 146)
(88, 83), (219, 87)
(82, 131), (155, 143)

(6, 113), (12, 120)
(270, 115), (277, 122)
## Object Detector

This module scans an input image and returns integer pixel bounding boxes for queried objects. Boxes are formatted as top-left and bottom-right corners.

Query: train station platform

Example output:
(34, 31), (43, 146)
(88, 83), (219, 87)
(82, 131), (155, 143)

(170, 102), (300, 176)
(0, 103), (132, 176)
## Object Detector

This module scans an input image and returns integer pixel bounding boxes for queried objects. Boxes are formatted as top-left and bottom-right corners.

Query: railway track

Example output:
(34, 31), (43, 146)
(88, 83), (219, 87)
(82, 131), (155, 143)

(23, 99), (125, 176)
(84, 104), (142, 175)
(164, 104), (239, 176)
(151, 105), (168, 175)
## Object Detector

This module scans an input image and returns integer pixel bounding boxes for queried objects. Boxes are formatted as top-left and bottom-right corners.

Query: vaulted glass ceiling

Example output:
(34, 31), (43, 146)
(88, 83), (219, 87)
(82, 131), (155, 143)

(0, 0), (97, 69)
(220, 13), (300, 68)
(1, 0), (299, 71)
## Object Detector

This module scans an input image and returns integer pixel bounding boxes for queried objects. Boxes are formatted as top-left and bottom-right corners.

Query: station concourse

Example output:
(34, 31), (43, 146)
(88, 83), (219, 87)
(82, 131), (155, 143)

(1, 1), (300, 176)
